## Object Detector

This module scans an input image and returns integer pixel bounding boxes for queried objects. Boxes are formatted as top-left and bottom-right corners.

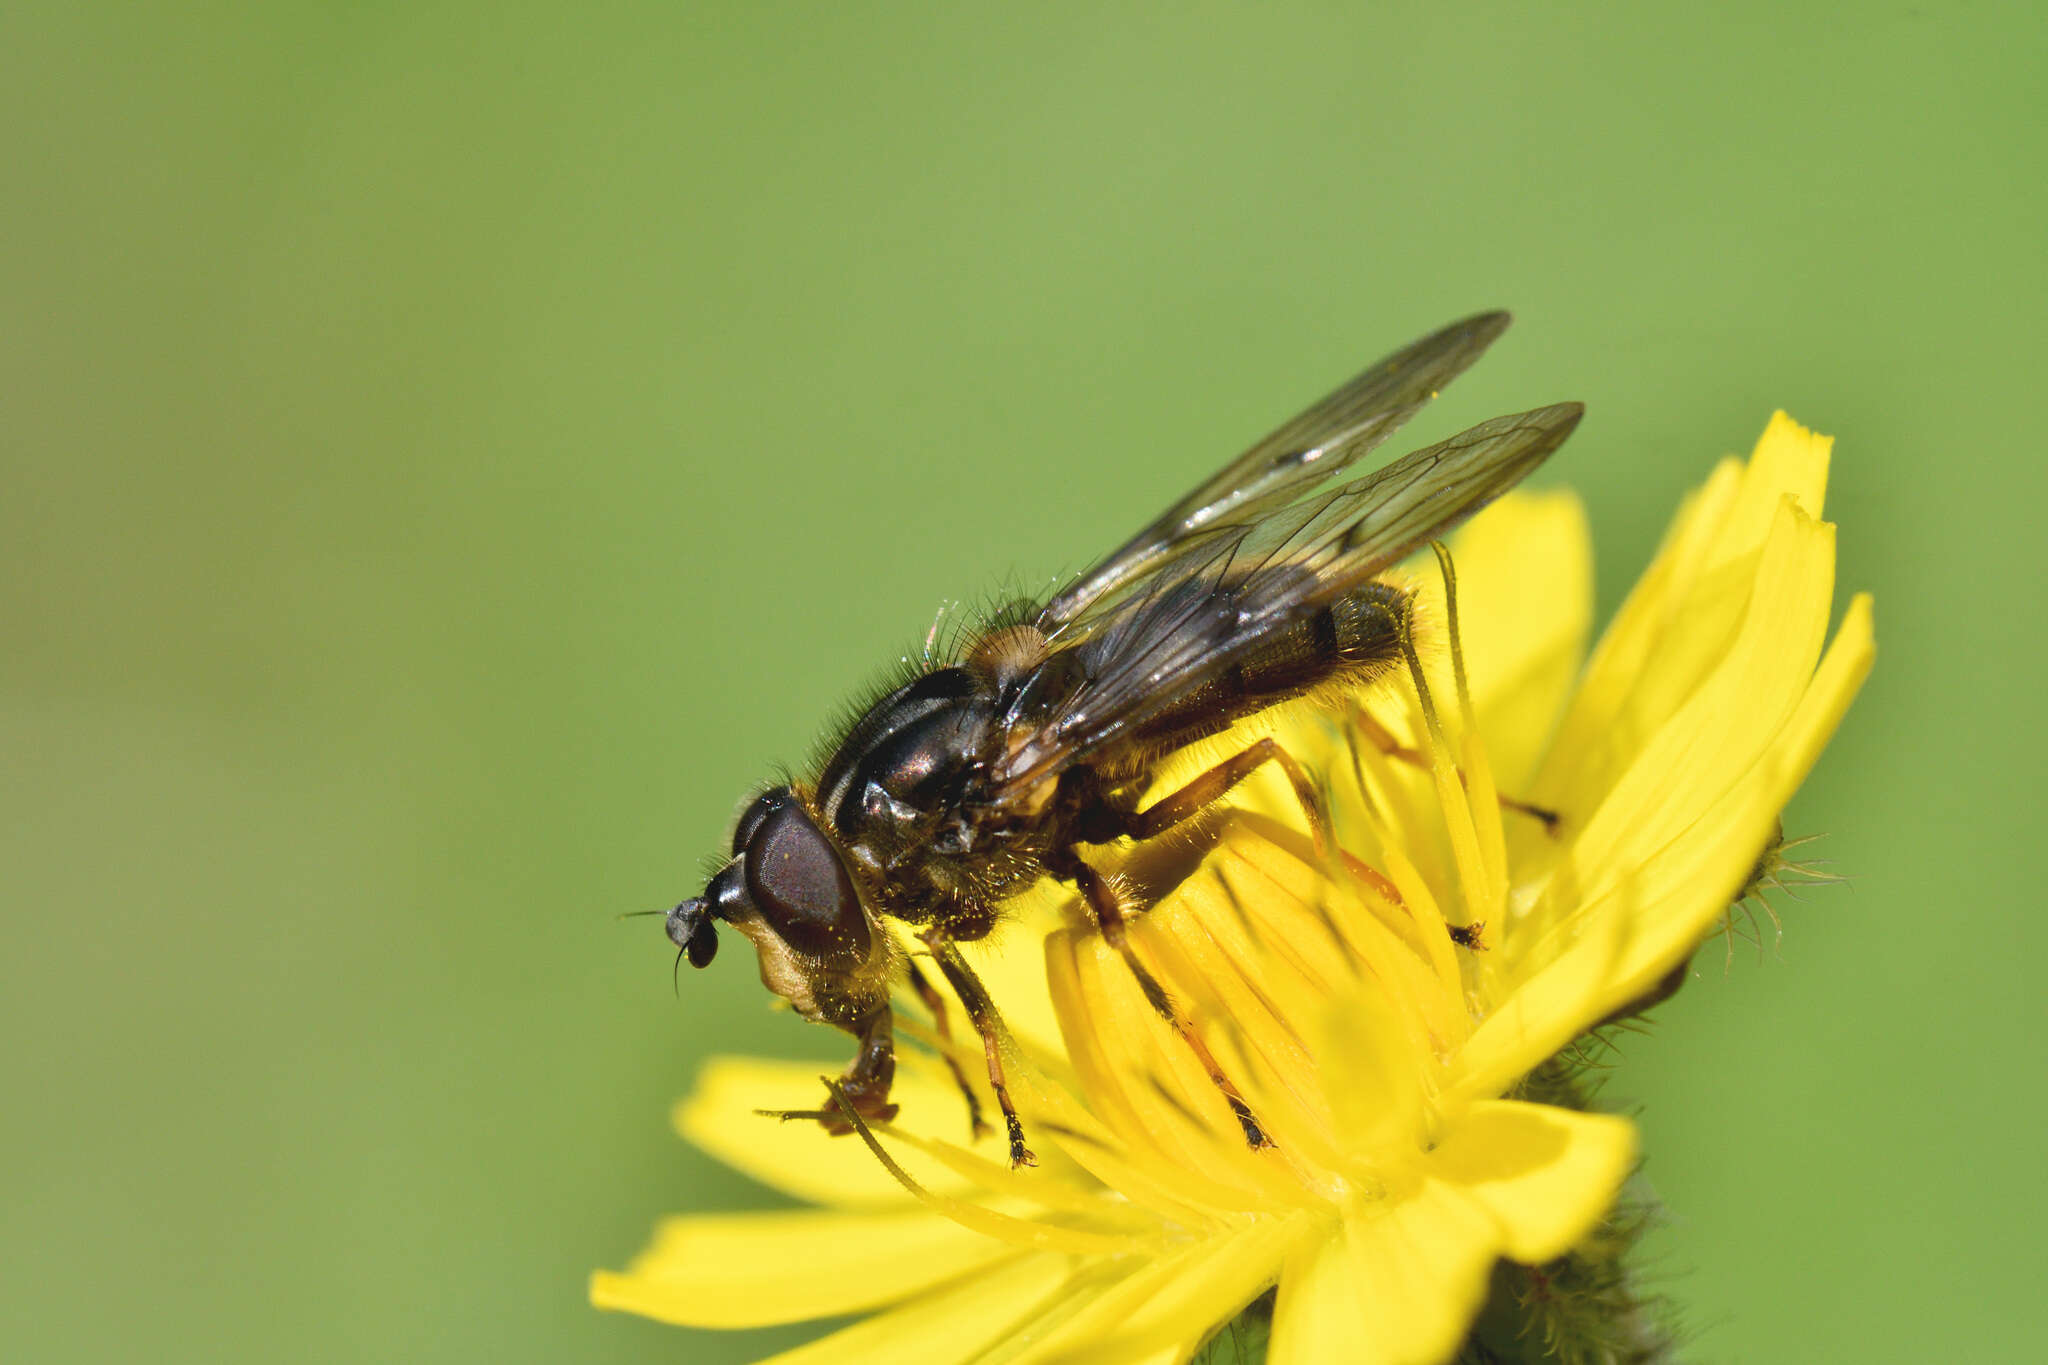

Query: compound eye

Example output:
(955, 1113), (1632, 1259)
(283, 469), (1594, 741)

(743, 801), (870, 969)
(732, 787), (793, 856)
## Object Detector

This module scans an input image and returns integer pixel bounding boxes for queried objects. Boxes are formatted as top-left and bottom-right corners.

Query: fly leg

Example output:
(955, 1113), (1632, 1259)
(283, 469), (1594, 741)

(904, 957), (991, 1140)
(922, 930), (1034, 1167)
(829, 1008), (899, 1128)
(1050, 846), (1272, 1150)
(806, 1006), (899, 1133)
(1350, 704), (1560, 833)
(1121, 736), (1328, 853)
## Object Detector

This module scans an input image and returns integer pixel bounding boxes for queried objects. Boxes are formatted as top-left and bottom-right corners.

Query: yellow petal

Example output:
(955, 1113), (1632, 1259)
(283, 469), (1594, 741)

(823, 1091), (1147, 1257)
(1313, 983), (1427, 1168)
(1453, 585), (1867, 1099)
(1528, 410), (1827, 827)
(1465, 525), (1869, 1076)
(1757, 592), (1875, 805)
(1048, 923), (1286, 1209)
(1525, 458), (1745, 819)
(1429, 489), (1594, 790)
(1134, 885), (1339, 1169)
(1706, 411), (1831, 573)
(1020, 1211), (1313, 1365)
(1445, 906), (1633, 1105)
(1267, 1182), (1498, 1365)
(1216, 825), (1467, 1089)
(590, 1206), (1020, 1328)
(1266, 1217), (1363, 1365)
(751, 1251), (1081, 1365)
(1533, 415), (1831, 823)
(1425, 1100), (1636, 1263)
(677, 1056), (976, 1206)
(1529, 498), (1832, 953)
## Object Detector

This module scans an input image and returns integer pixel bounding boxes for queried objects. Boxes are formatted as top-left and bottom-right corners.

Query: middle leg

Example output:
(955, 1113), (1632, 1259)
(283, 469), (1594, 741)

(922, 930), (1034, 1168)
(904, 956), (991, 1140)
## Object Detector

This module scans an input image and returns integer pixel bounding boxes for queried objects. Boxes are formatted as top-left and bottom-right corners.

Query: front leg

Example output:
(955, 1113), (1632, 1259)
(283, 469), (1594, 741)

(818, 1005), (899, 1133)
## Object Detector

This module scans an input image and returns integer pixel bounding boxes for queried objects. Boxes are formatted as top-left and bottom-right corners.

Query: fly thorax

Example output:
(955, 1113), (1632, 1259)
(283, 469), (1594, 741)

(818, 668), (1000, 851)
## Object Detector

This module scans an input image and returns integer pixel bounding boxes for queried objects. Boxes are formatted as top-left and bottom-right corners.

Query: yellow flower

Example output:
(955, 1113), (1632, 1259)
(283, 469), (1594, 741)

(594, 413), (1873, 1365)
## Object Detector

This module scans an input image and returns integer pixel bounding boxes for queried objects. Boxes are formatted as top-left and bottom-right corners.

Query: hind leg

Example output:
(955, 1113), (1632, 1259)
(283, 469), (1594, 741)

(1350, 704), (1560, 833)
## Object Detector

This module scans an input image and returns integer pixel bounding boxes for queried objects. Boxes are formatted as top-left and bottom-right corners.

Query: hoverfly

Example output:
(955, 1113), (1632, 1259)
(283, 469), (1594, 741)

(664, 312), (1581, 1166)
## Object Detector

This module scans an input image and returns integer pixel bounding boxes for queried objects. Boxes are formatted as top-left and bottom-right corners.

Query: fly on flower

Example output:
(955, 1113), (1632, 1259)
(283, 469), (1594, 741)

(662, 313), (1582, 1166)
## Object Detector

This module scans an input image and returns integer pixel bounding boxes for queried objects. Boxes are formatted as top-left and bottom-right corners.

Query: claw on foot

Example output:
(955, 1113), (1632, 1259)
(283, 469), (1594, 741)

(1227, 1095), (1273, 1149)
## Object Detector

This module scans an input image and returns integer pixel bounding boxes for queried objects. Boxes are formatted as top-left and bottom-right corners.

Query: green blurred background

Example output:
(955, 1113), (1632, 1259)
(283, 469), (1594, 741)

(5, 3), (2041, 1361)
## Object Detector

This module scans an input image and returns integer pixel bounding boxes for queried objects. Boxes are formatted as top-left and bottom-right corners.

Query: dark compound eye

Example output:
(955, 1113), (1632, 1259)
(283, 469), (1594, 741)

(732, 787), (793, 856)
(742, 800), (870, 969)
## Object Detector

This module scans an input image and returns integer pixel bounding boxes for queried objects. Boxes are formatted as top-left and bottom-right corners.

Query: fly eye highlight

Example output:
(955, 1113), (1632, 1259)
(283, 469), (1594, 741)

(732, 786), (794, 856)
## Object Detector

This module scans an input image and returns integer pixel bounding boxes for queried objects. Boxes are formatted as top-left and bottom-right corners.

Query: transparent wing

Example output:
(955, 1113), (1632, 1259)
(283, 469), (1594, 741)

(993, 402), (1584, 796)
(1038, 310), (1513, 635)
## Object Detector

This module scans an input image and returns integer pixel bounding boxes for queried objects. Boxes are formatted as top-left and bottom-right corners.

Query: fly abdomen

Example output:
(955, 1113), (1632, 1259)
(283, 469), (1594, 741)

(1136, 579), (1410, 749)
(1243, 579), (1408, 694)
